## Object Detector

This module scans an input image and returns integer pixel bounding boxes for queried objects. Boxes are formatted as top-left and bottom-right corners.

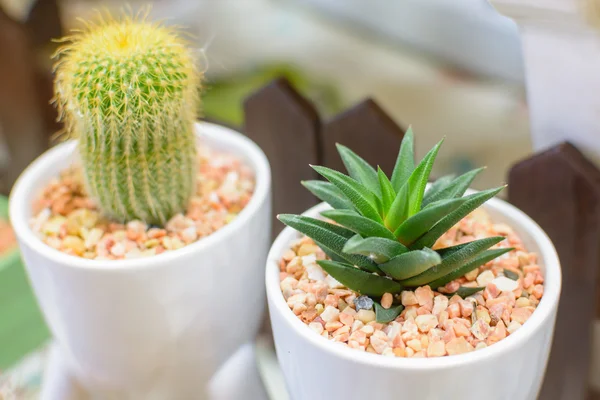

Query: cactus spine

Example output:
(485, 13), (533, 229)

(53, 12), (201, 225)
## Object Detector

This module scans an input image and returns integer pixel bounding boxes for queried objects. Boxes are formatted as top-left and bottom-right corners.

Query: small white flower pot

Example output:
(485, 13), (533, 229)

(9, 122), (272, 399)
(266, 196), (561, 400)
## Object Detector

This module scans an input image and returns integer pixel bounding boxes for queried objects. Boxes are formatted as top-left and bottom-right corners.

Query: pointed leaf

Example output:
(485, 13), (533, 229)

(406, 138), (444, 216)
(400, 236), (504, 286)
(504, 269), (519, 281)
(422, 167), (485, 207)
(445, 286), (485, 298)
(391, 127), (414, 192)
(385, 139), (444, 230)
(422, 174), (455, 205)
(427, 247), (513, 289)
(394, 197), (466, 245)
(277, 214), (378, 273)
(302, 180), (353, 210)
(378, 166), (396, 214)
(318, 260), (403, 297)
(375, 302), (404, 323)
(384, 182), (410, 231)
(315, 240), (348, 263)
(410, 186), (505, 249)
(312, 166), (383, 223)
(320, 209), (396, 241)
(378, 248), (442, 280)
(342, 235), (408, 263)
(336, 144), (381, 196)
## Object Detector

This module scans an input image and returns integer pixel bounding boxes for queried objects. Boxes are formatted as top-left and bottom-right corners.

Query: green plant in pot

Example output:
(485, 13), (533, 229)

(279, 129), (511, 323)
(9, 12), (271, 398)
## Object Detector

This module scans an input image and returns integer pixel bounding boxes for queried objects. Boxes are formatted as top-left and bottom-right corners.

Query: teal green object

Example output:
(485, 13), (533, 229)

(0, 196), (50, 370)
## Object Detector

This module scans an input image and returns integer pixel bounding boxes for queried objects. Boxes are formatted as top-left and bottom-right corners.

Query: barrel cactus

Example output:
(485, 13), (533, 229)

(53, 13), (202, 225)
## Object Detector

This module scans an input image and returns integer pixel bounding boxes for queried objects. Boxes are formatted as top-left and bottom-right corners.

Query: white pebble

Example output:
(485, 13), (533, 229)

(305, 263), (326, 281)
(308, 322), (324, 335)
(110, 242), (125, 257)
(301, 254), (317, 266)
(476, 270), (495, 287)
(356, 309), (376, 324)
(432, 295), (449, 315)
(325, 275), (344, 289)
(320, 306), (340, 323)
(492, 276), (519, 292)
(415, 314), (438, 333)
(507, 321), (522, 334)
(181, 226), (198, 243)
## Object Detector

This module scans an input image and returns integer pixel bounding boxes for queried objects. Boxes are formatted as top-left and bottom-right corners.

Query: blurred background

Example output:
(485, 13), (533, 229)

(0, 0), (530, 195)
(0, 0), (536, 397)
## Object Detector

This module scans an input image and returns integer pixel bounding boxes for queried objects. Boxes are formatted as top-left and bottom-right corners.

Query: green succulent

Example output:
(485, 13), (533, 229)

(278, 128), (511, 323)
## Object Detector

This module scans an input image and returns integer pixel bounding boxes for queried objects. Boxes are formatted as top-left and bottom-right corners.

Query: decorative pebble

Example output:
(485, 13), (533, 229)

(492, 276), (519, 292)
(381, 293), (393, 309)
(415, 314), (438, 333)
(476, 270), (495, 287)
(356, 309), (376, 324)
(354, 295), (374, 311)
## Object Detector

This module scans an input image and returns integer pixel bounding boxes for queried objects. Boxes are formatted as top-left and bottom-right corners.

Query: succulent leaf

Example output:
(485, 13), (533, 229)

(317, 260), (403, 297)
(384, 183), (410, 232)
(377, 166), (396, 214)
(277, 214), (379, 272)
(385, 139), (443, 231)
(315, 240), (350, 263)
(320, 209), (396, 241)
(336, 144), (381, 197)
(421, 174), (455, 205)
(312, 166), (383, 223)
(391, 127), (415, 192)
(342, 235), (408, 263)
(302, 180), (353, 210)
(378, 248), (442, 280)
(446, 286), (486, 298)
(400, 236), (505, 286)
(374, 302), (404, 323)
(394, 197), (465, 245)
(427, 247), (513, 289)
(410, 186), (505, 249)
(406, 138), (444, 216)
(422, 167), (485, 207)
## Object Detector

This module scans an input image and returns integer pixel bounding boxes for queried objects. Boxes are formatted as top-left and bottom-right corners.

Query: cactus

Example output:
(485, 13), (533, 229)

(53, 12), (202, 225)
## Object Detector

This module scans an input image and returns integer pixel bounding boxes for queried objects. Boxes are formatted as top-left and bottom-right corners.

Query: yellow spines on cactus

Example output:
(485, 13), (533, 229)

(53, 11), (201, 225)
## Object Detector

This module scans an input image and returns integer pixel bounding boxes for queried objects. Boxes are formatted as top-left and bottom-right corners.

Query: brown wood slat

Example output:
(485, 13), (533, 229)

(321, 98), (405, 175)
(243, 78), (321, 238)
(0, 7), (48, 194)
(509, 143), (600, 400)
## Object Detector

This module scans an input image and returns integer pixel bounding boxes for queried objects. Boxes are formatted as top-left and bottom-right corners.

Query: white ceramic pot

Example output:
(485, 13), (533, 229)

(10, 122), (271, 399)
(266, 197), (561, 400)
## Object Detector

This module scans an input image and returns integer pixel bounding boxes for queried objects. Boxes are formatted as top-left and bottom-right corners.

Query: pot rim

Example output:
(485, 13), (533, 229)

(9, 121), (271, 271)
(266, 196), (561, 370)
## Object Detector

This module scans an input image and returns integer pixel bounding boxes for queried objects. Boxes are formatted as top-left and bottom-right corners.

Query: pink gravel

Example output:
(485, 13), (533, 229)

(30, 146), (255, 260)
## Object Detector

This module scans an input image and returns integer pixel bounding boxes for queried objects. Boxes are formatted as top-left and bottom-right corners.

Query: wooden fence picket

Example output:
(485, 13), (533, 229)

(244, 78), (321, 237)
(509, 143), (600, 400)
(321, 99), (405, 176)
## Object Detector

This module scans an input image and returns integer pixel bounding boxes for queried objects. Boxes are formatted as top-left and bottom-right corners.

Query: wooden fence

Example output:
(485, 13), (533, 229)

(244, 78), (600, 400)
